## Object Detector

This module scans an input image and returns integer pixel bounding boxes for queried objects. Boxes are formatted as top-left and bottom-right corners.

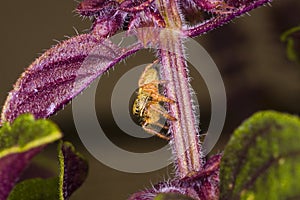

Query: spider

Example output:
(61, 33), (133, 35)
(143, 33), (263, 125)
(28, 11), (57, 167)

(132, 60), (176, 140)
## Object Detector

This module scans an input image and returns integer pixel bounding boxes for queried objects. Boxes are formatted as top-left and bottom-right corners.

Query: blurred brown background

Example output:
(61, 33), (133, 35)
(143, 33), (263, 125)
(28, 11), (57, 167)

(0, 0), (300, 199)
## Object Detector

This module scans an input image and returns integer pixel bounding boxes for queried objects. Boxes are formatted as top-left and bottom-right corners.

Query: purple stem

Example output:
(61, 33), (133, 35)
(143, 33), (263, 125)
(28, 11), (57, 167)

(156, 0), (202, 178)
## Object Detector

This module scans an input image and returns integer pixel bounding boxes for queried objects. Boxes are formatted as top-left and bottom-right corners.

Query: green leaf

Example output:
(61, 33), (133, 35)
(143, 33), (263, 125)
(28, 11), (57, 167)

(220, 111), (300, 200)
(154, 193), (196, 200)
(8, 178), (59, 200)
(0, 114), (62, 200)
(281, 26), (300, 63)
(0, 114), (62, 158)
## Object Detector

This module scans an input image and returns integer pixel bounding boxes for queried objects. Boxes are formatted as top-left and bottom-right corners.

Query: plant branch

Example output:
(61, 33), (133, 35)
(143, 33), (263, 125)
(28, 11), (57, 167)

(156, 0), (202, 178)
(183, 0), (272, 37)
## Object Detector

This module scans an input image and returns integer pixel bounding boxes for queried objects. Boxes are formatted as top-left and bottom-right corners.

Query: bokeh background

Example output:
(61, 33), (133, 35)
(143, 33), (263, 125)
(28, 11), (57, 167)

(0, 0), (300, 199)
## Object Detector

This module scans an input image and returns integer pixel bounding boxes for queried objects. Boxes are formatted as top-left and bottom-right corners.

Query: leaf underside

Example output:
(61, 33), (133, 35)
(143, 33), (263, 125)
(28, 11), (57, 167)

(59, 141), (88, 200)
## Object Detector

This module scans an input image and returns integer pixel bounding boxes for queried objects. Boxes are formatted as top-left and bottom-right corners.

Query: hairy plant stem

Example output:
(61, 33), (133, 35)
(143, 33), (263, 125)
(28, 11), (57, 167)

(156, 0), (202, 178)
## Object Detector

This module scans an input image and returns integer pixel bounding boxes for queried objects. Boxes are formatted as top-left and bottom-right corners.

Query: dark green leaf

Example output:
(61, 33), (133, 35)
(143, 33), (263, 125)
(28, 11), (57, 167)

(8, 178), (59, 200)
(220, 111), (300, 200)
(281, 26), (300, 63)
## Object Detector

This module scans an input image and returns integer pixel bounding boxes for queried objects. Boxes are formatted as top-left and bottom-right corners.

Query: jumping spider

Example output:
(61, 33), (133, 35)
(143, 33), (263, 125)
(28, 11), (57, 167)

(132, 60), (176, 140)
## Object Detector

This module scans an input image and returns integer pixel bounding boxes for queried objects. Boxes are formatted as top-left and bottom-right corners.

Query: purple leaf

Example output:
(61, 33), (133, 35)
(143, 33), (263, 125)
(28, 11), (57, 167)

(76, 0), (107, 16)
(184, 0), (272, 37)
(6, 141), (88, 200)
(76, 0), (120, 17)
(59, 141), (88, 199)
(0, 147), (43, 200)
(1, 26), (141, 124)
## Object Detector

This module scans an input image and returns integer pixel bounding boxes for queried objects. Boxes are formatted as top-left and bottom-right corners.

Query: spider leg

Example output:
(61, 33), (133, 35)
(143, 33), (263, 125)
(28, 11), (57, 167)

(149, 103), (177, 121)
(146, 91), (175, 104)
(142, 124), (170, 140)
(148, 80), (168, 85)
(156, 94), (175, 104)
(140, 83), (175, 104)
(151, 121), (170, 130)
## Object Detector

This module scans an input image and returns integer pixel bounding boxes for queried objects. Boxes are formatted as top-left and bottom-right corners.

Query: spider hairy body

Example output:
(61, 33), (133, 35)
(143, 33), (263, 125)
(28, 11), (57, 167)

(133, 60), (176, 140)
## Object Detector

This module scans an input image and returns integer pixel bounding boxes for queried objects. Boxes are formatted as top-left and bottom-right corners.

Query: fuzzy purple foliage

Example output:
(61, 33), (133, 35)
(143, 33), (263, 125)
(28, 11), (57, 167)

(1, 33), (141, 124)
(60, 142), (89, 199)
(0, 0), (272, 199)
(1, 0), (271, 124)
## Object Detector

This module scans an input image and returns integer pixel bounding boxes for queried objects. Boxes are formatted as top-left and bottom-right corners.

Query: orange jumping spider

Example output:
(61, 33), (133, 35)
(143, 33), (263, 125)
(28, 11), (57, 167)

(132, 60), (176, 140)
